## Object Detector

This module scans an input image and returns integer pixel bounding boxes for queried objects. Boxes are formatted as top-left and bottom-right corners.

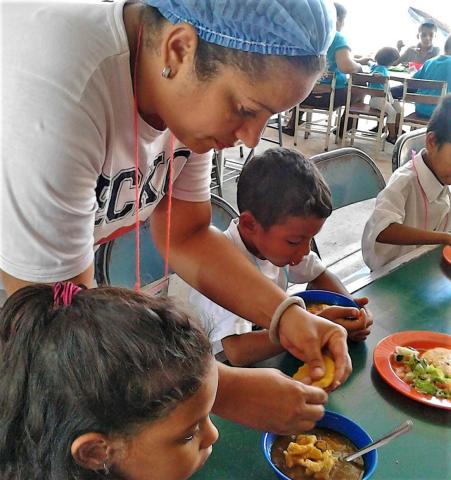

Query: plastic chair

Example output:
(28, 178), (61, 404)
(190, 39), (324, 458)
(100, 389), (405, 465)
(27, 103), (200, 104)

(398, 78), (447, 134)
(309, 147), (386, 271)
(94, 194), (238, 290)
(294, 72), (341, 152)
(341, 73), (390, 153)
(391, 127), (426, 172)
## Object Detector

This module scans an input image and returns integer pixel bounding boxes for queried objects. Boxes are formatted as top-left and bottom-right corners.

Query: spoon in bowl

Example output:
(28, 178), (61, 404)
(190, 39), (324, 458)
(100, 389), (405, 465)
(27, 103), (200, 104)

(343, 419), (413, 462)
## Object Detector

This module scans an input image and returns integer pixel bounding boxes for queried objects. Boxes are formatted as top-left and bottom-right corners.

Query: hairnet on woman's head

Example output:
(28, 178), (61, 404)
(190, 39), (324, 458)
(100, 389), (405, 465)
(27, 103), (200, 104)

(144, 0), (336, 56)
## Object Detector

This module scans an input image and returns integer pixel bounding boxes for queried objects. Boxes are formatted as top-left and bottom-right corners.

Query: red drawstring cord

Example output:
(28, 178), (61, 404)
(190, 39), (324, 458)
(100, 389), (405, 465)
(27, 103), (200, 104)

(133, 22), (173, 290)
(165, 134), (174, 278)
(133, 23), (143, 291)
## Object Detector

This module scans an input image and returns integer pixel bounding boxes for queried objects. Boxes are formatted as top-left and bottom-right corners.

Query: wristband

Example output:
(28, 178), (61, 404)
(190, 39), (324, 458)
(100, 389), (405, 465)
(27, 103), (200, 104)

(269, 296), (306, 345)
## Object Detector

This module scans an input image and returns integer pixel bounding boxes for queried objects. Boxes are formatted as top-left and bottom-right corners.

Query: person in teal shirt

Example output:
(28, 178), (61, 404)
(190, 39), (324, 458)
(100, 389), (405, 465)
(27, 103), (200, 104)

(283, 2), (370, 136)
(413, 35), (451, 118)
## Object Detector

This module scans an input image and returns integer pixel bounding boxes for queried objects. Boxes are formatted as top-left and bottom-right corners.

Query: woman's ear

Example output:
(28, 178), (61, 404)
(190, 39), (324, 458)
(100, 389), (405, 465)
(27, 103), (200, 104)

(71, 433), (110, 471)
(161, 23), (198, 77)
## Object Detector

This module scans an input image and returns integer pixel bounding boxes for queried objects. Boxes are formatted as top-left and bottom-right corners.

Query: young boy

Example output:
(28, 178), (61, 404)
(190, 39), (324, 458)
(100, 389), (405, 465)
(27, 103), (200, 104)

(188, 148), (373, 366)
(397, 20), (440, 66)
(362, 95), (451, 271)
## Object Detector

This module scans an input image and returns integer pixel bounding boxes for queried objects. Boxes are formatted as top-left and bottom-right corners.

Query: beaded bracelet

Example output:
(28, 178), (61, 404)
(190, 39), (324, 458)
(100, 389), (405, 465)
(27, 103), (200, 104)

(268, 296), (306, 345)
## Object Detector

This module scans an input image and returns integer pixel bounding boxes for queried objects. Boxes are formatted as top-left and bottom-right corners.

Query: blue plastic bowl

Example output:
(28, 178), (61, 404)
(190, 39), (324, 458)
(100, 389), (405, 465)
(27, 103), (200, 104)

(262, 410), (378, 480)
(293, 289), (359, 309)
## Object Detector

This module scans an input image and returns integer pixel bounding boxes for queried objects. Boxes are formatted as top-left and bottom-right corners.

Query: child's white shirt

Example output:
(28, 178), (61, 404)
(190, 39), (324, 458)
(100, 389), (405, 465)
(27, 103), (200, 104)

(188, 219), (326, 355)
(362, 149), (451, 271)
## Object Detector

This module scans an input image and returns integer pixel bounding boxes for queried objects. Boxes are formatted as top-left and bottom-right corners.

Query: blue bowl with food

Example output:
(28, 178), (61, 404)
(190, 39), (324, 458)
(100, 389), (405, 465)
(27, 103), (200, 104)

(293, 290), (359, 314)
(262, 410), (377, 480)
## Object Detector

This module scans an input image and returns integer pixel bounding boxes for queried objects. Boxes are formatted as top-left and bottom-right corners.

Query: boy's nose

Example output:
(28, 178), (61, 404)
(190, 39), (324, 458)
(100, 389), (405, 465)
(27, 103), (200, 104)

(200, 416), (219, 450)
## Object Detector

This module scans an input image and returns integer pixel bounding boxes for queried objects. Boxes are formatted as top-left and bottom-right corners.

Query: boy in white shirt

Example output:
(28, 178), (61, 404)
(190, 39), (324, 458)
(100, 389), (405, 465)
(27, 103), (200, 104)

(189, 148), (373, 366)
(362, 95), (451, 271)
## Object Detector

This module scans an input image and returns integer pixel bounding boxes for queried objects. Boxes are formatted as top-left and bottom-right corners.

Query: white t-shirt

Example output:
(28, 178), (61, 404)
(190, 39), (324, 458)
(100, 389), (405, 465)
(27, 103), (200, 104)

(362, 150), (451, 271)
(1, 1), (211, 282)
(188, 219), (326, 355)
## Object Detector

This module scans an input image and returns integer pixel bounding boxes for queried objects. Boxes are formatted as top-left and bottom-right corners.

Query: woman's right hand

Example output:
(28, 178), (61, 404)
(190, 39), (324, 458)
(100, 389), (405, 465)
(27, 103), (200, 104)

(278, 305), (352, 389)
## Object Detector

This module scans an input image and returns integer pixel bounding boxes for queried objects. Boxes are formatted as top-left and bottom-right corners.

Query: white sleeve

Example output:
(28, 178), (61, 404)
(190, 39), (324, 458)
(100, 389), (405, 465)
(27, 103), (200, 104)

(288, 251), (326, 284)
(188, 288), (253, 355)
(362, 179), (409, 270)
(1, 73), (104, 282)
(171, 150), (212, 202)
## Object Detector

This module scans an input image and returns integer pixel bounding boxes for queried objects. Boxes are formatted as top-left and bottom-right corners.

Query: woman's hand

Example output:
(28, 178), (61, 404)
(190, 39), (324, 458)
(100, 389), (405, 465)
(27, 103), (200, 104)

(278, 306), (352, 389)
(213, 363), (328, 434)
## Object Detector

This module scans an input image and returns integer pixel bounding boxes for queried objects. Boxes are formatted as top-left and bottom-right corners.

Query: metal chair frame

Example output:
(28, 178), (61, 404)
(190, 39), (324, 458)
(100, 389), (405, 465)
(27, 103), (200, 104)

(341, 73), (390, 153)
(391, 127), (426, 172)
(294, 72), (341, 152)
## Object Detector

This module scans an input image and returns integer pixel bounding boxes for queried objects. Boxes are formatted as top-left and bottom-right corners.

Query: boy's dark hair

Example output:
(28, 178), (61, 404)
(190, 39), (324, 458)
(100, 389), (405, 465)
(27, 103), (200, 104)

(427, 94), (451, 148)
(375, 47), (400, 67)
(141, 4), (325, 82)
(0, 285), (212, 480)
(418, 20), (437, 33)
(334, 2), (347, 21)
(237, 147), (332, 230)
(445, 34), (451, 55)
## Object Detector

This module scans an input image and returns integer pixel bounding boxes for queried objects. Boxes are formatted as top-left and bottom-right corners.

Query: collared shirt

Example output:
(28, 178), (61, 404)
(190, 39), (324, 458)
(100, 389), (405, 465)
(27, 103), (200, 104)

(187, 219), (326, 355)
(362, 150), (451, 271)
(399, 44), (440, 65)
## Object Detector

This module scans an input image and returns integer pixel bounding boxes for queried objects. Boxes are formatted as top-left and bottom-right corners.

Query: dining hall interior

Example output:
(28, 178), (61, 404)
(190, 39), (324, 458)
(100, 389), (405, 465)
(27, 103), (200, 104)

(1, 1), (450, 480)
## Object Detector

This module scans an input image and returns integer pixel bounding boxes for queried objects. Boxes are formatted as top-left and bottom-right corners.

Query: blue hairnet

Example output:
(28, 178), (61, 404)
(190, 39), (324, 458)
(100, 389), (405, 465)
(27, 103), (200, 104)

(143, 0), (336, 56)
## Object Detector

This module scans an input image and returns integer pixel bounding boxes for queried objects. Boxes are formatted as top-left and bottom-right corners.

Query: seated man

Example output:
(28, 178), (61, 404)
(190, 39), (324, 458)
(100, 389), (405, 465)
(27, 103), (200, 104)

(188, 148), (373, 366)
(392, 20), (441, 99)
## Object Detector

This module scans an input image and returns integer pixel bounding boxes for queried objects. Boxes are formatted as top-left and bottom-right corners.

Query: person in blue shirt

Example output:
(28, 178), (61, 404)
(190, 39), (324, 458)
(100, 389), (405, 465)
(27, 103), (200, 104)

(413, 34), (451, 118)
(368, 47), (402, 143)
(283, 2), (370, 136)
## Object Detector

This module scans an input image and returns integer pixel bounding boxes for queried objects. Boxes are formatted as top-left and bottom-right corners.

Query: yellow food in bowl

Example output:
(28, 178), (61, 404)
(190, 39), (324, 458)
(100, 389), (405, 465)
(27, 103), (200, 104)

(293, 355), (335, 389)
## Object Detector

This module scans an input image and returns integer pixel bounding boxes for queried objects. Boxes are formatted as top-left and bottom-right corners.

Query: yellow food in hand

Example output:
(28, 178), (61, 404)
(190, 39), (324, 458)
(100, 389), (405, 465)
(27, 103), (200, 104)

(293, 355), (335, 388)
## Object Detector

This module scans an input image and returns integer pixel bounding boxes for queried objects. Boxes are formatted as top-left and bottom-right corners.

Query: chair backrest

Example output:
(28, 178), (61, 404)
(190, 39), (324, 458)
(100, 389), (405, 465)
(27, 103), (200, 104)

(404, 78), (448, 104)
(392, 128), (426, 172)
(94, 194), (238, 288)
(310, 147), (386, 210)
(347, 72), (389, 100)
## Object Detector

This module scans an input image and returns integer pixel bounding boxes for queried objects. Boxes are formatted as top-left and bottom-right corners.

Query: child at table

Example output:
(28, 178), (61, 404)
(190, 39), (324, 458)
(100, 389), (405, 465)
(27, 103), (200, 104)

(187, 148), (373, 366)
(0, 282), (218, 480)
(368, 47), (402, 144)
(362, 95), (451, 271)
(411, 34), (451, 118)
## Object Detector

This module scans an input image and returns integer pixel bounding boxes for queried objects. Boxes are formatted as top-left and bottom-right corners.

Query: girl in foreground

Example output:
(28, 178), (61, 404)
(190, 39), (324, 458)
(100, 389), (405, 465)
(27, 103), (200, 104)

(0, 283), (218, 480)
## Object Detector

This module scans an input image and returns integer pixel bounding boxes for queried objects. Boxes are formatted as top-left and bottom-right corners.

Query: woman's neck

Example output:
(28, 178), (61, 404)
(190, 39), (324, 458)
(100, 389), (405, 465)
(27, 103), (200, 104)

(123, 2), (167, 130)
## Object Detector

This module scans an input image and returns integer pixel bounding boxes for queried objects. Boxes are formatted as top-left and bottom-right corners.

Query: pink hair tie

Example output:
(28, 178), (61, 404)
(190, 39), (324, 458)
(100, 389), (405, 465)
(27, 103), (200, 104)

(53, 282), (81, 307)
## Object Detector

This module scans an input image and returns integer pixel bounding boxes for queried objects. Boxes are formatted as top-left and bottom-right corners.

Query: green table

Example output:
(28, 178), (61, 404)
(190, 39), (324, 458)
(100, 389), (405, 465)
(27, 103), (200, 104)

(193, 248), (451, 480)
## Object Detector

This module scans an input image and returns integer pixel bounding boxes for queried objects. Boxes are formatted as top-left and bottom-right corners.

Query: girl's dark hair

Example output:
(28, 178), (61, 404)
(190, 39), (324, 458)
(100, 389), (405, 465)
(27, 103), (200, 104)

(237, 147), (332, 230)
(445, 34), (451, 55)
(0, 285), (212, 480)
(334, 2), (347, 21)
(374, 47), (400, 67)
(427, 94), (451, 149)
(141, 4), (326, 82)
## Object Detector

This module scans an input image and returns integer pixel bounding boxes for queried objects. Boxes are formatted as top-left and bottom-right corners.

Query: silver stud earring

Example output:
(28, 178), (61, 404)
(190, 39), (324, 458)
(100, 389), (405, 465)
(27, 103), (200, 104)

(161, 66), (171, 79)
(103, 462), (110, 476)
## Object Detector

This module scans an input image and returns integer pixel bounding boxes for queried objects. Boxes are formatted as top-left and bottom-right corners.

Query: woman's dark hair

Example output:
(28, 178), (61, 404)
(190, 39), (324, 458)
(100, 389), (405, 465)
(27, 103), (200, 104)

(445, 34), (451, 55)
(427, 94), (451, 149)
(0, 285), (212, 480)
(334, 2), (347, 21)
(237, 147), (332, 230)
(375, 47), (400, 67)
(141, 4), (326, 82)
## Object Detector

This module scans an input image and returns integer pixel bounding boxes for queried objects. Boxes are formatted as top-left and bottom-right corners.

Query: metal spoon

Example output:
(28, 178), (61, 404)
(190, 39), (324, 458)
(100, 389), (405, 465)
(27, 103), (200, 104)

(343, 419), (413, 462)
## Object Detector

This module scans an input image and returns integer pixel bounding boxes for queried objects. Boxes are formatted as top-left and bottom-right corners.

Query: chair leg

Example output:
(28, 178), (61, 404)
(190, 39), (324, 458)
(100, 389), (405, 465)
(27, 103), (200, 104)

(350, 117), (357, 146)
(304, 111), (312, 139)
(277, 113), (283, 147)
(294, 106), (300, 146)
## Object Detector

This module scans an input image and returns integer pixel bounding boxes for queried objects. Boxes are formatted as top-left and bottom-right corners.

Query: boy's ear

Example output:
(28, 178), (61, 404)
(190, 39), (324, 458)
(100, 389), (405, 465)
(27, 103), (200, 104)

(71, 433), (110, 471)
(239, 211), (259, 235)
(425, 131), (437, 152)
